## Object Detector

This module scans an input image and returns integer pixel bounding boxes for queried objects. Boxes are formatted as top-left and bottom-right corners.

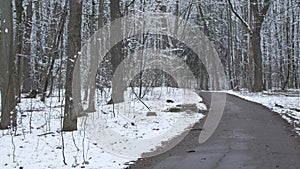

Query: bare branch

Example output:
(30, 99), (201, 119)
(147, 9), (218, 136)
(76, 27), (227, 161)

(131, 87), (151, 111)
(227, 0), (253, 34)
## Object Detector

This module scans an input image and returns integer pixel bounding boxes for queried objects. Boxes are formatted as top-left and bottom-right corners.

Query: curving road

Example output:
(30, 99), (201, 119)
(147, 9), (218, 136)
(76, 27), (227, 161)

(127, 92), (300, 169)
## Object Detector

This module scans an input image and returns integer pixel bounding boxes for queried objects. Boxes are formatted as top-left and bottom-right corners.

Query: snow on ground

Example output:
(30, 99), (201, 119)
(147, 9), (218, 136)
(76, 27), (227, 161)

(86, 87), (206, 158)
(0, 87), (206, 169)
(227, 89), (300, 135)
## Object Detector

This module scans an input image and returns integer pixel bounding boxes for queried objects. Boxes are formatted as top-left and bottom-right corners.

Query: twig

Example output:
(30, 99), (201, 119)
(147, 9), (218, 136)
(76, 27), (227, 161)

(36, 123), (47, 130)
(30, 99), (33, 134)
(82, 116), (87, 164)
(37, 132), (55, 137)
(131, 88), (151, 111)
(60, 100), (67, 165)
(61, 131), (67, 165)
(112, 103), (115, 118)
(72, 132), (80, 151)
(10, 127), (16, 163)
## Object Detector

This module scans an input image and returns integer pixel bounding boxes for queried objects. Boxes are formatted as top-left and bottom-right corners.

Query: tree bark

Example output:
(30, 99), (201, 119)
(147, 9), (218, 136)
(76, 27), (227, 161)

(251, 26), (264, 92)
(15, 0), (23, 103)
(109, 0), (125, 104)
(250, 0), (270, 92)
(22, 2), (33, 93)
(62, 0), (83, 131)
(0, 0), (17, 129)
(85, 0), (104, 112)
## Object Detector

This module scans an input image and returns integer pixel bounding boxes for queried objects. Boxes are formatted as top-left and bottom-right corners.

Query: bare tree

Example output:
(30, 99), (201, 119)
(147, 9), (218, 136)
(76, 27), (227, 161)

(41, 4), (68, 102)
(227, 0), (271, 91)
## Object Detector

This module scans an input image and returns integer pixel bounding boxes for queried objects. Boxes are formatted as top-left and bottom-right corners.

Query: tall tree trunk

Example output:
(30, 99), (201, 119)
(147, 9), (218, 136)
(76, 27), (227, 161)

(251, 27), (263, 92)
(226, 3), (234, 89)
(63, 0), (83, 131)
(196, 4), (210, 90)
(15, 0), (23, 103)
(250, 0), (270, 92)
(109, 0), (125, 104)
(0, 0), (17, 129)
(282, 9), (291, 91)
(22, 2), (33, 93)
(86, 0), (104, 112)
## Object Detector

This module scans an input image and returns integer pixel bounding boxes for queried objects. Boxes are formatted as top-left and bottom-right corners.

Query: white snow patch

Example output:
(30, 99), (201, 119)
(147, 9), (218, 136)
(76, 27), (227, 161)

(86, 88), (206, 158)
(0, 88), (206, 168)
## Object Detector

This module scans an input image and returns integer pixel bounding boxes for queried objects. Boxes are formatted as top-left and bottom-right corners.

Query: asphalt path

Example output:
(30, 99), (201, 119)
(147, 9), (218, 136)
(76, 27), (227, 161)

(127, 92), (300, 169)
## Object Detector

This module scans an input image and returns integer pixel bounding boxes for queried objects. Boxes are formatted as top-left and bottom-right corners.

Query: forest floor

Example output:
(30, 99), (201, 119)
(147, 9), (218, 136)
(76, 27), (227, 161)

(0, 87), (206, 169)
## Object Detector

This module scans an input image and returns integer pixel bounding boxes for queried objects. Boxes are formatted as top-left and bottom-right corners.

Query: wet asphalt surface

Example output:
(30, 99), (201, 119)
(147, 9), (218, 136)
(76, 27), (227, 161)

(127, 92), (300, 169)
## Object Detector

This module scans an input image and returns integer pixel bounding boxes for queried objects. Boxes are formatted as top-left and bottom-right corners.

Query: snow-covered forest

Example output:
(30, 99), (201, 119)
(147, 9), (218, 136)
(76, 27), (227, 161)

(0, 0), (299, 168)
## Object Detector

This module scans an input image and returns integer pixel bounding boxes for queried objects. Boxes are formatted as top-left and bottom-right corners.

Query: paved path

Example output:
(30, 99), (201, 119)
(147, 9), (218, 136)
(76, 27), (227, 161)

(128, 92), (300, 169)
